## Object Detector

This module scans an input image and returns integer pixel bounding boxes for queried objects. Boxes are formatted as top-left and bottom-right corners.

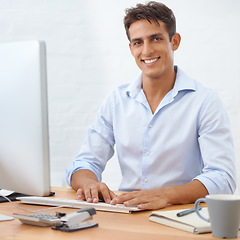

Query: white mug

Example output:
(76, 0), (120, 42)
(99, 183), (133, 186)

(195, 194), (240, 239)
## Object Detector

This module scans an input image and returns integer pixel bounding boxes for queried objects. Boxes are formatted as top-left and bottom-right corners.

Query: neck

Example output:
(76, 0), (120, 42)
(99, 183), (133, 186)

(142, 68), (176, 114)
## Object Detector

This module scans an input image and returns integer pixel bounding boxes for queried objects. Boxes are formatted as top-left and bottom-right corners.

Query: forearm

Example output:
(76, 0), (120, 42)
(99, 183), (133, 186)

(165, 180), (209, 205)
(70, 169), (98, 191)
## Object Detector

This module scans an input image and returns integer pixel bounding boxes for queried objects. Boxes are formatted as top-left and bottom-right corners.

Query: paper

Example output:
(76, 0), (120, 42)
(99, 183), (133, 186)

(0, 214), (14, 221)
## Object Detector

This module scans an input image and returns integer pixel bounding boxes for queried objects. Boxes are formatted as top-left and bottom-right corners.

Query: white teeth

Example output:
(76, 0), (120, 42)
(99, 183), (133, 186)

(144, 58), (158, 64)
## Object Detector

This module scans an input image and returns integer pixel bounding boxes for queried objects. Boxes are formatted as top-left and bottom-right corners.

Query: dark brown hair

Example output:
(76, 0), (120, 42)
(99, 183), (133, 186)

(124, 1), (176, 41)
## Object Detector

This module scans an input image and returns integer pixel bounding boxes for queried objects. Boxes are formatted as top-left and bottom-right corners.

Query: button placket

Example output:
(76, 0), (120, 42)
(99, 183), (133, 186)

(141, 121), (153, 188)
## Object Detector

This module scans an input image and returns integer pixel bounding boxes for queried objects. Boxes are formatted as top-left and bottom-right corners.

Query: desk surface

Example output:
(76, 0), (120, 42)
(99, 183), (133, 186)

(0, 187), (238, 240)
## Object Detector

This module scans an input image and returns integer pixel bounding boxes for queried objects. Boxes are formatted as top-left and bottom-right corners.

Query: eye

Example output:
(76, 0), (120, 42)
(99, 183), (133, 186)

(153, 37), (163, 42)
(132, 41), (142, 47)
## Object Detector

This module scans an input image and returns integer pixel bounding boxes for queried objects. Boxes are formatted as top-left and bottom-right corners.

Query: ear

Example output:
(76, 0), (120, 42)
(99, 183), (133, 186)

(129, 42), (134, 56)
(171, 33), (181, 51)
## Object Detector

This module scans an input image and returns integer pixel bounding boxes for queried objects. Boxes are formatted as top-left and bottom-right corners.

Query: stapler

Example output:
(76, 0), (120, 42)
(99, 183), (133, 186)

(53, 207), (98, 232)
(13, 207), (98, 232)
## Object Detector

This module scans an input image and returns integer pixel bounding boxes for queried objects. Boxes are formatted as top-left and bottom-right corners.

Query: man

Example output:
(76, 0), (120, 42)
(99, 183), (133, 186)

(66, 1), (236, 210)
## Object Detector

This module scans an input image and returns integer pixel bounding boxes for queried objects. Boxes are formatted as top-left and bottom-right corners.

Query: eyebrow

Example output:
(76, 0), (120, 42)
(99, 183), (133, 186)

(130, 33), (165, 43)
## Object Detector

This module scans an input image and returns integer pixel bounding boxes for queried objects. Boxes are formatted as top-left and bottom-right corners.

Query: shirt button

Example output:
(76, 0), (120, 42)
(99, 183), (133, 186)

(149, 124), (152, 128)
(144, 178), (148, 182)
(146, 152), (150, 155)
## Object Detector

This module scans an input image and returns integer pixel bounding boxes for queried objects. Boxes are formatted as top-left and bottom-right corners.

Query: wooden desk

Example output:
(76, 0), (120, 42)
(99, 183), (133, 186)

(0, 187), (238, 240)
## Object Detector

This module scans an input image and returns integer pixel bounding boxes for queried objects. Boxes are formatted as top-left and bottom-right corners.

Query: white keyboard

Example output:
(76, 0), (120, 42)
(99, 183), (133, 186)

(17, 196), (143, 214)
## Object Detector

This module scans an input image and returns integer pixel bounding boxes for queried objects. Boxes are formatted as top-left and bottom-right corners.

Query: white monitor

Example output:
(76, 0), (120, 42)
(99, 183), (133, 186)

(0, 40), (51, 197)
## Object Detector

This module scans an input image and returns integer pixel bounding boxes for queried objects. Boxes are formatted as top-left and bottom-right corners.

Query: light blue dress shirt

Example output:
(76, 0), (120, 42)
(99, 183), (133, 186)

(66, 67), (236, 194)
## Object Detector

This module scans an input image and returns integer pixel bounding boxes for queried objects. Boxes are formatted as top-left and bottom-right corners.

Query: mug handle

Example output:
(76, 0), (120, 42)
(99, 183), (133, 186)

(194, 198), (210, 222)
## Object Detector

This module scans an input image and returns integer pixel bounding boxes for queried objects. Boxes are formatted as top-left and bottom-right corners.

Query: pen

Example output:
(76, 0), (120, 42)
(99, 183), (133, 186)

(176, 206), (202, 217)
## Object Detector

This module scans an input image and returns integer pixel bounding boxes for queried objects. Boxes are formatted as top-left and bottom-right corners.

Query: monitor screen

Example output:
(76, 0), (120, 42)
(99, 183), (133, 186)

(0, 40), (51, 197)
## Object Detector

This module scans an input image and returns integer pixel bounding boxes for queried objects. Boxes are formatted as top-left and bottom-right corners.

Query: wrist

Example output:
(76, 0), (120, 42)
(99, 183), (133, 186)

(71, 169), (98, 191)
(159, 186), (178, 205)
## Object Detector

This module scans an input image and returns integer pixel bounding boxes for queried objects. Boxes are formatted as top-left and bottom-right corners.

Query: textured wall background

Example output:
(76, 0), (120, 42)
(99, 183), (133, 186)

(0, 0), (239, 191)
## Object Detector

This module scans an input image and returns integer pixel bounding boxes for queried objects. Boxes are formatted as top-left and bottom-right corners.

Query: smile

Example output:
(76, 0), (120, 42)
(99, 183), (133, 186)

(142, 57), (159, 64)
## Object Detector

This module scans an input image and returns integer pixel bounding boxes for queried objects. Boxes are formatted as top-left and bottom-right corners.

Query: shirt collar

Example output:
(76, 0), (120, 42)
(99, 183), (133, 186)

(126, 66), (197, 98)
(171, 66), (196, 97)
(126, 74), (142, 98)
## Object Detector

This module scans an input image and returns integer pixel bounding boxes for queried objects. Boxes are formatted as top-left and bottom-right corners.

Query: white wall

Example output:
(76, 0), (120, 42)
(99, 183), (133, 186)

(0, 0), (239, 191)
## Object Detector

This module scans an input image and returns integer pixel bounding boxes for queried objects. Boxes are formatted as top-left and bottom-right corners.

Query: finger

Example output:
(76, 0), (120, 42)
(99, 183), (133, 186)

(123, 198), (140, 207)
(110, 196), (118, 205)
(110, 193), (130, 205)
(90, 186), (99, 203)
(136, 196), (168, 210)
(109, 190), (117, 199)
(76, 188), (85, 200)
(137, 200), (166, 210)
(116, 191), (147, 207)
(99, 183), (113, 204)
(84, 187), (93, 202)
(112, 192), (136, 204)
(137, 202), (152, 210)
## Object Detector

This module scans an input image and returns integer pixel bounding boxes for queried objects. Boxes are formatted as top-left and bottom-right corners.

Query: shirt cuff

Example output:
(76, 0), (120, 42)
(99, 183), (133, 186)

(193, 171), (235, 195)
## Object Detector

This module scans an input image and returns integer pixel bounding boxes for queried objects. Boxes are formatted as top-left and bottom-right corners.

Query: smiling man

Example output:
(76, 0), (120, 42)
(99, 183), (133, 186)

(128, 18), (180, 114)
(66, 1), (236, 210)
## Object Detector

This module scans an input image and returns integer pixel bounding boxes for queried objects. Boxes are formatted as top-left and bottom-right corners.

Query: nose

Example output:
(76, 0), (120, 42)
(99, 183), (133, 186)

(142, 42), (154, 56)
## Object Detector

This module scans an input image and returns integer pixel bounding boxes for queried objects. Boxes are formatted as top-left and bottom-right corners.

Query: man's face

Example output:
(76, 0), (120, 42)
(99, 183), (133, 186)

(128, 19), (179, 81)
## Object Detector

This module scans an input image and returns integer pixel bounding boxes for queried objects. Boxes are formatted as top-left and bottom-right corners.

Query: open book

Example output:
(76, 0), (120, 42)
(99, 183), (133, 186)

(149, 207), (211, 234)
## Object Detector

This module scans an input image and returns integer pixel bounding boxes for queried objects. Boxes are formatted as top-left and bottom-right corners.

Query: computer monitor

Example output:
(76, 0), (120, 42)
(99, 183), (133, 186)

(0, 40), (51, 197)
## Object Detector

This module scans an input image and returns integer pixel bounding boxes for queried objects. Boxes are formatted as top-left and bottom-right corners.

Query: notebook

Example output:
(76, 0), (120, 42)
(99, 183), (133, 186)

(149, 207), (211, 234)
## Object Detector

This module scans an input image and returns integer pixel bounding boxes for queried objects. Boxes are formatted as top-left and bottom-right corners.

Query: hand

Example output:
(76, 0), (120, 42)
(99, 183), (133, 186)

(110, 180), (209, 210)
(110, 189), (168, 210)
(71, 169), (117, 204)
(76, 180), (116, 204)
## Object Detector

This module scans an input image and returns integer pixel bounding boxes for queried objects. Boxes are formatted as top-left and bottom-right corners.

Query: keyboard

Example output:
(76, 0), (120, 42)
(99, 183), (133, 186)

(16, 196), (143, 214)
